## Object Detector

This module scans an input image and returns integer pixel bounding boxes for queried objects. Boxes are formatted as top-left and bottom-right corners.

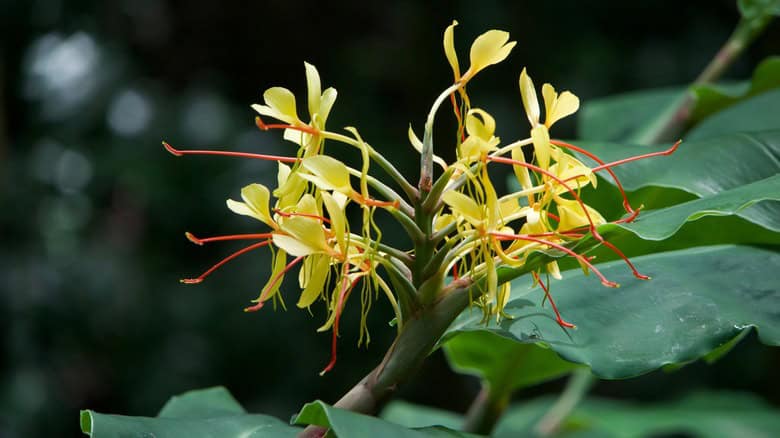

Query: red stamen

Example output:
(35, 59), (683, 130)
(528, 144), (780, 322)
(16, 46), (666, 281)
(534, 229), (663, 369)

(599, 240), (650, 280)
(526, 231), (584, 239)
(185, 232), (273, 246)
(551, 139), (636, 216)
(255, 116), (320, 136)
(449, 93), (466, 142)
(273, 209), (331, 224)
(181, 240), (271, 284)
(162, 141), (299, 163)
(244, 256), (306, 311)
(591, 140), (681, 173)
(321, 272), (362, 375)
(488, 156), (605, 243)
(532, 271), (575, 328)
(546, 211), (560, 222)
(451, 262), (460, 280)
(490, 232), (619, 288)
(356, 195), (400, 208)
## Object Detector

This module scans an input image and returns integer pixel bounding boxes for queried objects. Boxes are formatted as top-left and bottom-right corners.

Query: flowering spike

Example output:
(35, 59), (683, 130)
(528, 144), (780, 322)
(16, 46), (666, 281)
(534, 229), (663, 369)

(181, 240), (271, 284)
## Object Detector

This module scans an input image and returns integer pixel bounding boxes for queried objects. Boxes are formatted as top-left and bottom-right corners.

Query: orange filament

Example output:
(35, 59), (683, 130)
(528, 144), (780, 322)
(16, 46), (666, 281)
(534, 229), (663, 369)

(546, 211), (560, 222)
(551, 139), (636, 216)
(452, 262), (460, 280)
(244, 256), (306, 311)
(488, 156), (605, 243)
(273, 209), (331, 224)
(490, 232), (618, 288)
(254, 116), (320, 136)
(321, 271), (362, 375)
(532, 271), (575, 328)
(185, 232), (273, 245)
(163, 141), (299, 163)
(591, 140), (681, 173)
(181, 240), (271, 284)
(599, 240), (650, 280)
(355, 194), (400, 208)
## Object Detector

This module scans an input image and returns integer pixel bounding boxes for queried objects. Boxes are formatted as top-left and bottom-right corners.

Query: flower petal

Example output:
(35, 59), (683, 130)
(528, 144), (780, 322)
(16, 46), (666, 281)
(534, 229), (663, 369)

(468, 30), (516, 76)
(519, 68), (540, 127)
(531, 125), (552, 170)
(297, 254), (331, 308)
(262, 87), (299, 124)
(547, 90), (579, 128)
(443, 20), (461, 80)
(304, 62), (322, 119)
(442, 190), (483, 227)
(299, 155), (352, 193)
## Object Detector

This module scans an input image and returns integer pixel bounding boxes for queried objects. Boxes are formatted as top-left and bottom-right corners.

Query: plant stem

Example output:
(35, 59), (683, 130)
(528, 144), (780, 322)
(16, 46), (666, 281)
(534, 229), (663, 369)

(299, 288), (471, 438)
(462, 385), (511, 435)
(533, 368), (595, 437)
(636, 11), (775, 144)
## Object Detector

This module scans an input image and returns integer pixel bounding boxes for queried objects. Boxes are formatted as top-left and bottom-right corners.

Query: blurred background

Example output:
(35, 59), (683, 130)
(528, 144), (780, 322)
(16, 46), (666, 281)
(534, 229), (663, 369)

(1, 0), (779, 436)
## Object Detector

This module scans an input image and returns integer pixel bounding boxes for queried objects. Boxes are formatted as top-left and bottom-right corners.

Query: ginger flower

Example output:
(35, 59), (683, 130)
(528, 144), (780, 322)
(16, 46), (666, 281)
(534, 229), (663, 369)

(164, 23), (681, 372)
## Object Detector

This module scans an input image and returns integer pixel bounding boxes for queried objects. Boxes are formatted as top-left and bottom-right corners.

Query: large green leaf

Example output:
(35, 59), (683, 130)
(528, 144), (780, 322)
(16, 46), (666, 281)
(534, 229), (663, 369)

(574, 130), (780, 231)
(381, 401), (464, 430)
(443, 332), (580, 393)
(691, 56), (780, 122)
(577, 58), (780, 142)
(494, 391), (780, 438)
(607, 174), (780, 238)
(687, 89), (780, 140)
(578, 87), (682, 142)
(80, 387), (301, 437)
(444, 245), (780, 378)
(293, 400), (479, 437)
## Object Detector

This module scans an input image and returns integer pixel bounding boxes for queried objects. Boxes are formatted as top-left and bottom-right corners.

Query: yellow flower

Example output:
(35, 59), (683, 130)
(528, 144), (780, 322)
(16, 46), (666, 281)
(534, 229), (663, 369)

(444, 20), (517, 83)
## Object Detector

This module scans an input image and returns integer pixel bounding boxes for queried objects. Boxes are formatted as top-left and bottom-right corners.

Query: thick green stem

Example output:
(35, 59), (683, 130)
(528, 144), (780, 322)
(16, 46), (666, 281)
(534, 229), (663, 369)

(462, 385), (511, 435)
(533, 368), (595, 437)
(298, 289), (471, 437)
(637, 11), (775, 144)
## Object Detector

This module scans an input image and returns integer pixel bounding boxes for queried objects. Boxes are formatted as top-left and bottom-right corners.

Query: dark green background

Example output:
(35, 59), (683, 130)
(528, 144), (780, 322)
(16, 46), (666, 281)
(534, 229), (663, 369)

(1, 1), (778, 436)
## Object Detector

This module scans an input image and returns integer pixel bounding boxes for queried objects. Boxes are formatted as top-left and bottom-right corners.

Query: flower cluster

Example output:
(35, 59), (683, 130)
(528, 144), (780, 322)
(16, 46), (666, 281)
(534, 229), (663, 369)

(164, 22), (678, 373)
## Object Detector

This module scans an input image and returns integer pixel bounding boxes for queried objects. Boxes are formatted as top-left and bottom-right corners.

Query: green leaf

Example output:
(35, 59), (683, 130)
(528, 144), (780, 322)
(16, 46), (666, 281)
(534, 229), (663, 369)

(578, 87), (682, 142)
(80, 387), (301, 437)
(293, 400), (480, 437)
(608, 174), (780, 238)
(494, 391), (780, 438)
(443, 331), (580, 393)
(574, 130), (780, 232)
(444, 245), (780, 378)
(691, 56), (780, 122)
(381, 401), (464, 430)
(577, 58), (780, 142)
(687, 89), (780, 140)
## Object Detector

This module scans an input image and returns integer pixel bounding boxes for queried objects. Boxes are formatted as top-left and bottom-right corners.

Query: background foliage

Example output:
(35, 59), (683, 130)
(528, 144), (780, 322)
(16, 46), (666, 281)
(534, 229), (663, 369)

(1, 1), (779, 436)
